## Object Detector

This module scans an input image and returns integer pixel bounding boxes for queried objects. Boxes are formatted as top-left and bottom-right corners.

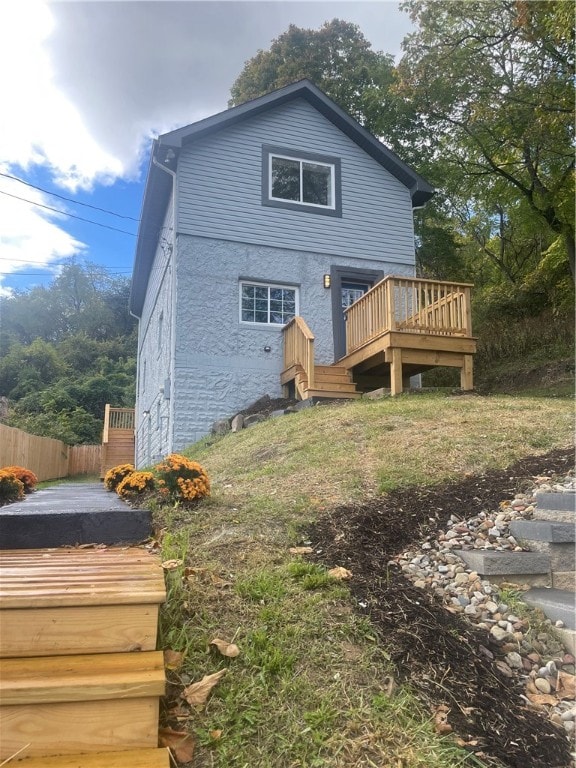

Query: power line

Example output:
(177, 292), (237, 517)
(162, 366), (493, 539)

(0, 172), (140, 222)
(0, 189), (137, 236)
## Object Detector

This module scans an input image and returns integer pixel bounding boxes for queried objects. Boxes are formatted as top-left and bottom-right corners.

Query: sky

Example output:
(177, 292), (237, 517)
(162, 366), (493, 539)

(0, 0), (414, 297)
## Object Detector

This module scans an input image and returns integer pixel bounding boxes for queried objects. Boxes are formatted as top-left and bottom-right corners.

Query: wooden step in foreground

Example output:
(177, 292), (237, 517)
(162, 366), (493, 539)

(0, 547), (166, 657)
(0, 651), (165, 760)
(11, 748), (170, 767)
(0, 547), (168, 763)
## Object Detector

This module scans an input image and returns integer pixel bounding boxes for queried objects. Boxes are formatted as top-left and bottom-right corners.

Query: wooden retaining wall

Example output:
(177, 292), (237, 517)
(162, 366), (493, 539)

(0, 424), (101, 481)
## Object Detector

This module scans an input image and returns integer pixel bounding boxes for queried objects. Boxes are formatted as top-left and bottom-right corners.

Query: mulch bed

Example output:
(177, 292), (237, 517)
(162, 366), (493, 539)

(307, 447), (575, 768)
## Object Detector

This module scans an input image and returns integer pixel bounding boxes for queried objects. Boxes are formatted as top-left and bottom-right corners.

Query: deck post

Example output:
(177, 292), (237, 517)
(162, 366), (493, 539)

(390, 348), (403, 396)
(461, 354), (474, 390)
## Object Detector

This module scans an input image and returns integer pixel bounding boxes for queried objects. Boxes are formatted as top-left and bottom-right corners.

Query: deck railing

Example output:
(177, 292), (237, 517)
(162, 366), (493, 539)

(282, 316), (315, 390)
(102, 405), (135, 444)
(345, 276), (473, 354)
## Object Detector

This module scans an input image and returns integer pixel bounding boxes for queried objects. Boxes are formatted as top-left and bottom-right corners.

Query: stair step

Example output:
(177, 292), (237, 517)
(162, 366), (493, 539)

(0, 484), (152, 549)
(522, 588), (576, 630)
(304, 389), (361, 400)
(13, 748), (170, 767)
(456, 550), (550, 584)
(1, 651), (165, 705)
(509, 520), (575, 543)
(0, 548), (165, 657)
(0, 652), (165, 760)
(534, 490), (576, 522)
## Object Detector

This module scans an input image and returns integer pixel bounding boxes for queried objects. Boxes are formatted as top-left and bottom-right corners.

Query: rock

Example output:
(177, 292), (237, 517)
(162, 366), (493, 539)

(505, 652), (523, 669)
(211, 418), (230, 435)
(490, 625), (510, 643)
(534, 677), (552, 694)
(564, 721), (575, 737)
(454, 572), (469, 585)
(485, 601), (498, 614)
(230, 414), (244, 432)
(243, 413), (266, 428)
(495, 660), (513, 678)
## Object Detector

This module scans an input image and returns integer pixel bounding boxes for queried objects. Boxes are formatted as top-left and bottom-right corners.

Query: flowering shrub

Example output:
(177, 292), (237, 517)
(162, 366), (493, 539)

(154, 453), (210, 506)
(0, 470), (25, 505)
(116, 470), (155, 500)
(104, 463), (135, 491)
(2, 466), (38, 494)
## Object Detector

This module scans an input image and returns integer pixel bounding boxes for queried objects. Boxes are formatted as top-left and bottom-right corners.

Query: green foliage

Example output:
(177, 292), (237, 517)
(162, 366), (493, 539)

(229, 19), (395, 135)
(0, 260), (136, 445)
(0, 470), (25, 505)
(398, 0), (575, 276)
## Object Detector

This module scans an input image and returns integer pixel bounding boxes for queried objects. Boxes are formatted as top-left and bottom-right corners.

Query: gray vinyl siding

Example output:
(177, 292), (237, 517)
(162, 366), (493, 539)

(176, 98), (415, 266)
(135, 196), (175, 467)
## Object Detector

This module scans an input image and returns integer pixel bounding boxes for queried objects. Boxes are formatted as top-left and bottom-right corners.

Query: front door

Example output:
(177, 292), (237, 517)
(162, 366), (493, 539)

(331, 267), (384, 361)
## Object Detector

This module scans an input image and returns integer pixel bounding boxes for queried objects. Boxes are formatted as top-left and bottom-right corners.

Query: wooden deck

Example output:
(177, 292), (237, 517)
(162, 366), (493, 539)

(0, 547), (169, 766)
(282, 276), (477, 398)
(101, 405), (135, 478)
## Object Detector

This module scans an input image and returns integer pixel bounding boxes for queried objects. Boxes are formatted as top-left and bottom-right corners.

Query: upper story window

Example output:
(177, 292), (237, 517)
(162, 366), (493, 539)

(240, 281), (298, 326)
(262, 145), (342, 217)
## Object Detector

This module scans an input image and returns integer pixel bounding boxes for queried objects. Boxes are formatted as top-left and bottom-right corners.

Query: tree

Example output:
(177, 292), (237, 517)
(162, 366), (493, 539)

(229, 19), (395, 135)
(397, 0), (575, 276)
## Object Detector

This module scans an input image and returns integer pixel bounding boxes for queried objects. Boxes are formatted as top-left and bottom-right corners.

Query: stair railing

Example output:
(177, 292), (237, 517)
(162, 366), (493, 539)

(345, 276), (473, 354)
(282, 317), (315, 391)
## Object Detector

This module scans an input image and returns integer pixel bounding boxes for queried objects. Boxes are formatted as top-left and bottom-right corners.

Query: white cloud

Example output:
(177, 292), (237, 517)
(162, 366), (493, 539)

(0, 0), (412, 293)
(0, 171), (86, 296)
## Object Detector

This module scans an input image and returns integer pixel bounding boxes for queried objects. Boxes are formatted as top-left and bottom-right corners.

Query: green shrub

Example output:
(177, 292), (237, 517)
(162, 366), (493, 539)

(153, 453), (210, 506)
(0, 470), (25, 505)
(104, 463), (135, 491)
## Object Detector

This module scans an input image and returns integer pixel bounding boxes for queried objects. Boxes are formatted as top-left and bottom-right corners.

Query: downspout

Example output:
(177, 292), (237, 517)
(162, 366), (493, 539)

(152, 149), (178, 454)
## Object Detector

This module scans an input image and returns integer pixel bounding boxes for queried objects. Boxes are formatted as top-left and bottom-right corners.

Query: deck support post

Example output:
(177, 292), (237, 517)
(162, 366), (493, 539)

(461, 354), (474, 390)
(390, 348), (403, 396)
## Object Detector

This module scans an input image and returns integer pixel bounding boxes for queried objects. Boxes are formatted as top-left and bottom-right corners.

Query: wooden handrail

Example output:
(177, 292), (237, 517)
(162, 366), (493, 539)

(282, 317), (315, 390)
(102, 405), (135, 445)
(345, 276), (473, 354)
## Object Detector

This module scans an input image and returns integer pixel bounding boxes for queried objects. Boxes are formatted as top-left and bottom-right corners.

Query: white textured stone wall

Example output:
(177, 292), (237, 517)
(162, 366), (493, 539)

(170, 235), (412, 451)
(135, 198), (175, 467)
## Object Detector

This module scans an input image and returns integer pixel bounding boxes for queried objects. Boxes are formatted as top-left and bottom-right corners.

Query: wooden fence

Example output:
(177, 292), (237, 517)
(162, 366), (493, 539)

(0, 424), (101, 482)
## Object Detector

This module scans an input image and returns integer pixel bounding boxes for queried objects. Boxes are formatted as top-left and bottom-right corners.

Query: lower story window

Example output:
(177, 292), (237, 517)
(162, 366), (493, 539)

(240, 281), (298, 325)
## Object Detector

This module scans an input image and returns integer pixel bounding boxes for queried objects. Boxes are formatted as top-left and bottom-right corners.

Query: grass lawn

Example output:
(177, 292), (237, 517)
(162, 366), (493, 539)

(155, 393), (574, 767)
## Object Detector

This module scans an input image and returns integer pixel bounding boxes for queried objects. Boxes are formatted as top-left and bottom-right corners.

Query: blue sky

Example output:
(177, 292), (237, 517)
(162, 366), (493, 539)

(0, 0), (413, 295)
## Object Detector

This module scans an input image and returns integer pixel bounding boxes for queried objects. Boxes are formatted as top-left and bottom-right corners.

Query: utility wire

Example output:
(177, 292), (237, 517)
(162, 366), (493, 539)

(0, 189), (137, 236)
(0, 171), (140, 222)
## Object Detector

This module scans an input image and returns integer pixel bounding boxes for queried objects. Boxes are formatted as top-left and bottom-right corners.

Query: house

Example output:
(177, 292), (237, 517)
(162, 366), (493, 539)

(130, 80), (475, 467)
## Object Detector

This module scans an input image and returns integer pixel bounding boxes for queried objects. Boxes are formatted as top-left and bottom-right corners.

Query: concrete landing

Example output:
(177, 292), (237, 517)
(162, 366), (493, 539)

(0, 484), (152, 549)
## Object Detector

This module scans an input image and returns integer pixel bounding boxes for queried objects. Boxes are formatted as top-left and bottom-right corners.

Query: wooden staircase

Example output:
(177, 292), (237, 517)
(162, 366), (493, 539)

(0, 547), (170, 767)
(281, 363), (361, 401)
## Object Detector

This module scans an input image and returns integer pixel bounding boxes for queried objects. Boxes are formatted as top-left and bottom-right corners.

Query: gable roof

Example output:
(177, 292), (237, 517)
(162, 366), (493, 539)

(130, 79), (434, 316)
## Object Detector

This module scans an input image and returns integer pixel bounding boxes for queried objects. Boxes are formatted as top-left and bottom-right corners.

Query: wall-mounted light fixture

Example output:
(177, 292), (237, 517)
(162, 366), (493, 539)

(323, 274), (331, 289)
(142, 410), (150, 417)
(263, 346), (271, 353)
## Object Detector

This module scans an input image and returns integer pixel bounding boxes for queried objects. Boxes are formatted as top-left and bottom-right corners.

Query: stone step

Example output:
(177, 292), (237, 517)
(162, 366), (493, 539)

(508, 520), (576, 573)
(456, 550), (550, 586)
(522, 587), (576, 631)
(534, 490), (576, 523)
(509, 520), (575, 543)
(0, 484), (151, 549)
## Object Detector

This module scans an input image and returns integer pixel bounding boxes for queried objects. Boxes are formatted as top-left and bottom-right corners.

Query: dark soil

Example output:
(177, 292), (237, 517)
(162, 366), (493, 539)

(236, 394), (298, 418)
(307, 447), (575, 768)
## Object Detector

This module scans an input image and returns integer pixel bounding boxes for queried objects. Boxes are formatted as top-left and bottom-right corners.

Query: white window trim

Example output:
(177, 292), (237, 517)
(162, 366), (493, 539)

(268, 152), (336, 210)
(239, 280), (299, 327)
